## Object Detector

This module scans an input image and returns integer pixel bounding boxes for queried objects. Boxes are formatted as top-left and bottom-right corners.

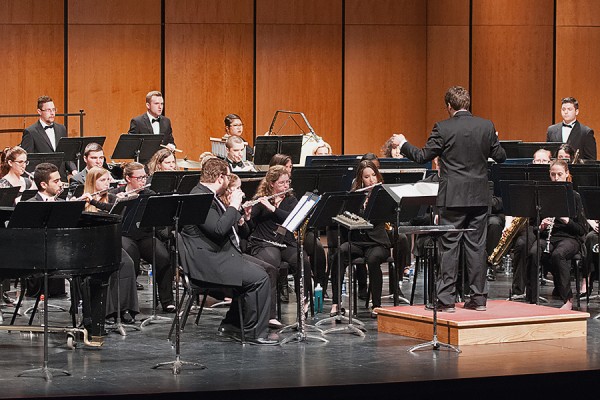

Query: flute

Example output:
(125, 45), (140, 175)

(354, 182), (382, 192)
(242, 188), (294, 208)
(75, 187), (111, 201)
(121, 183), (151, 197)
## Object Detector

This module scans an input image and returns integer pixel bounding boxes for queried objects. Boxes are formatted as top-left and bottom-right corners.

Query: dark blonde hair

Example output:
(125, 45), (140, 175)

(351, 160), (383, 191)
(83, 167), (110, 212)
(254, 165), (291, 199)
(219, 174), (240, 207)
(1, 146), (27, 177)
(147, 148), (176, 174)
(549, 159), (572, 182)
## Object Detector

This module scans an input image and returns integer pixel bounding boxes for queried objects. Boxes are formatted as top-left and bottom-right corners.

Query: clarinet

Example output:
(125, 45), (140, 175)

(544, 217), (555, 253)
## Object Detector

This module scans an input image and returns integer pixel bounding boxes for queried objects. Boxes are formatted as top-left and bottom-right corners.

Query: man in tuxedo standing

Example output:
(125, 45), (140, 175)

(546, 97), (596, 161)
(397, 86), (507, 312)
(128, 90), (176, 150)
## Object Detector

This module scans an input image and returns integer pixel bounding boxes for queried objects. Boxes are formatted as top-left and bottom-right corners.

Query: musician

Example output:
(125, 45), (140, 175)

(328, 160), (390, 318)
(397, 86), (507, 312)
(220, 173), (281, 329)
(128, 90), (176, 149)
(223, 114), (254, 161)
(179, 158), (276, 345)
(147, 148), (177, 175)
(312, 141), (332, 156)
(79, 167), (139, 323)
(70, 142), (106, 185)
(526, 159), (587, 309)
(556, 143), (575, 163)
(0, 146), (37, 201)
(29, 162), (63, 201)
(269, 153), (292, 174)
(111, 162), (175, 312)
(582, 220), (599, 295)
(381, 134), (405, 158)
(246, 165), (312, 312)
(225, 136), (256, 172)
(21, 95), (76, 175)
(546, 97), (596, 161)
(532, 148), (553, 164)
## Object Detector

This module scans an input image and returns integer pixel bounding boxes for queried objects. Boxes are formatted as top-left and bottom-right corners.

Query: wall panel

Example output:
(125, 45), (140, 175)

(68, 0), (161, 158)
(471, 0), (554, 142)
(345, 1), (427, 153)
(0, 0), (64, 149)
(256, 0), (342, 154)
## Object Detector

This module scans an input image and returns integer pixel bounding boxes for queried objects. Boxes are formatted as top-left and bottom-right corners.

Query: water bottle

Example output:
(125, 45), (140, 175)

(314, 283), (323, 313)
(39, 294), (45, 326)
(503, 255), (512, 276)
(148, 268), (153, 285)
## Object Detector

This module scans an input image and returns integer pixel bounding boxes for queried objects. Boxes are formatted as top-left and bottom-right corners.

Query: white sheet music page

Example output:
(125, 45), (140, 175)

(281, 192), (320, 233)
(390, 182), (438, 199)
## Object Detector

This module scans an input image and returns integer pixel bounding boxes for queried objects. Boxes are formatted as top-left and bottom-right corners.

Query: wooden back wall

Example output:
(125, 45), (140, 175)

(1, 0), (599, 160)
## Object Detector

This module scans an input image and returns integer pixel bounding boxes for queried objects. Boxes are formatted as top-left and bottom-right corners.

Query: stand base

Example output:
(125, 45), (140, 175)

(278, 322), (328, 344)
(322, 323), (366, 337)
(383, 294), (410, 304)
(140, 313), (172, 329)
(151, 356), (206, 375)
(106, 322), (141, 336)
(17, 365), (71, 381)
(408, 334), (461, 353)
(315, 314), (365, 328)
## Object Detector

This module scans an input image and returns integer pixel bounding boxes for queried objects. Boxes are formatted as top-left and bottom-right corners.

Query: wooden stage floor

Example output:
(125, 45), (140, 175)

(1, 271), (600, 400)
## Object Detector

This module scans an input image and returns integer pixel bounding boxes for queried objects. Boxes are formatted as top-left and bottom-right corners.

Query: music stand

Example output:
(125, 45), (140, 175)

(25, 152), (67, 180)
(140, 193), (213, 374)
(380, 183), (438, 306)
(254, 135), (303, 166)
(112, 134), (164, 163)
(0, 186), (20, 206)
(504, 181), (576, 305)
(56, 136), (106, 172)
(578, 186), (600, 311)
(11, 200), (85, 381)
(176, 174), (202, 194)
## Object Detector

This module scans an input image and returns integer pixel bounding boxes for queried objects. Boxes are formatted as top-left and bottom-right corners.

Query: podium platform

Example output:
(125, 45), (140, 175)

(376, 300), (589, 346)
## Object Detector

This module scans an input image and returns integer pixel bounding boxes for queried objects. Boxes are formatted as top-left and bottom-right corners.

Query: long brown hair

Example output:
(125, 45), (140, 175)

(253, 165), (291, 199)
(147, 148), (176, 175)
(83, 167), (110, 212)
(220, 173), (240, 207)
(351, 160), (383, 191)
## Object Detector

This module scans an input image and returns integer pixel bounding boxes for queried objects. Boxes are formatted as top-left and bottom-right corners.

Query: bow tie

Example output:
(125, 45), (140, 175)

(562, 122), (574, 129)
(151, 118), (160, 124)
(231, 160), (244, 168)
(43, 124), (54, 130)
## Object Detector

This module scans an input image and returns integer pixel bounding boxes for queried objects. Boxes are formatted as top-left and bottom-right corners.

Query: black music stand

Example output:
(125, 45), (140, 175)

(56, 136), (106, 172)
(254, 135), (303, 165)
(11, 200), (85, 381)
(25, 152), (67, 180)
(578, 187), (600, 312)
(140, 193), (213, 374)
(380, 183), (438, 306)
(112, 134), (164, 163)
(504, 181), (576, 305)
(0, 186), (20, 206)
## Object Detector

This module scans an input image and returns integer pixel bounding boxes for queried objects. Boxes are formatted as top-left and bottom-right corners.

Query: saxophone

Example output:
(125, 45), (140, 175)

(488, 217), (528, 265)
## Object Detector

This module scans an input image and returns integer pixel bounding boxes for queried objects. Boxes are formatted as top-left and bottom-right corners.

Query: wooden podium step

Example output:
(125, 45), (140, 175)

(376, 300), (589, 346)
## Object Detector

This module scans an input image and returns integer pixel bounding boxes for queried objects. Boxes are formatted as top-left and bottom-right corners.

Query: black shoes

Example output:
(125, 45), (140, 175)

(162, 303), (176, 313)
(463, 300), (487, 311)
(425, 303), (456, 313)
(136, 282), (144, 291)
(121, 311), (135, 324)
(218, 324), (280, 345)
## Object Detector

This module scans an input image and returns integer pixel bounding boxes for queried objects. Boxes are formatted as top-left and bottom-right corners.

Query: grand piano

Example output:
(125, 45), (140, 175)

(0, 207), (122, 347)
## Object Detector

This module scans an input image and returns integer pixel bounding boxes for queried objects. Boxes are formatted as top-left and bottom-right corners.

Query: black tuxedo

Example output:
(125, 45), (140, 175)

(546, 121), (596, 160)
(179, 182), (271, 339)
(128, 113), (175, 146)
(27, 192), (65, 202)
(21, 121), (76, 174)
(401, 110), (507, 307)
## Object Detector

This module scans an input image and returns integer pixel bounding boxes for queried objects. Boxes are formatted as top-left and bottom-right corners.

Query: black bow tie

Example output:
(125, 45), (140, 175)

(43, 124), (54, 130)
(230, 160), (244, 168)
(562, 122), (574, 129)
(152, 118), (160, 124)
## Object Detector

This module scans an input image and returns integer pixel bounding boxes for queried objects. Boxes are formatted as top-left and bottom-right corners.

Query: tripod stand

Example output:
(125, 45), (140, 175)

(141, 193), (213, 374)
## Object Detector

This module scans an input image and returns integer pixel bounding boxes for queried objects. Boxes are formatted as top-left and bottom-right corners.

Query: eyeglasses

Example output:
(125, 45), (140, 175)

(40, 108), (57, 113)
(230, 124), (243, 128)
(12, 160), (30, 165)
(130, 175), (148, 181)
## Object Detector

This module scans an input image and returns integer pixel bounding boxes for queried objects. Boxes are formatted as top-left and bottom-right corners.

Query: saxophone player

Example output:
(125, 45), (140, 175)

(525, 159), (587, 309)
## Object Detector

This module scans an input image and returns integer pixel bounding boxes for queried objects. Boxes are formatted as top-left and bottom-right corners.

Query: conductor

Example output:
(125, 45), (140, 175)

(397, 86), (506, 312)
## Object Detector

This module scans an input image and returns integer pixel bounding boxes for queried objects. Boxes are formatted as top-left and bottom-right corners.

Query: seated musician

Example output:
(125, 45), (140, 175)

(220, 173), (280, 329)
(582, 220), (599, 295)
(381, 134), (405, 159)
(556, 143), (576, 163)
(312, 141), (332, 156)
(269, 153), (327, 304)
(111, 162), (175, 312)
(225, 136), (256, 172)
(525, 159), (587, 309)
(29, 162), (63, 201)
(147, 148), (177, 175)
(246, 165), (312, 313)
(79, 167), (139, 324)
(223, 113), (254, 161)
(329, 160), (391, 318)
(70, 142), (105, 185)
(0, 146), (37, 202)
(179, 158), (276, 345)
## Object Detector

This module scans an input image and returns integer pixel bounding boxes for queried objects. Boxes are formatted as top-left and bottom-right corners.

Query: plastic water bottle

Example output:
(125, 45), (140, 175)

(148, 268), (153, 285)
(503, 255), (512, 276)
(314, 283), (323, 313)
(39, 294), (45, 326)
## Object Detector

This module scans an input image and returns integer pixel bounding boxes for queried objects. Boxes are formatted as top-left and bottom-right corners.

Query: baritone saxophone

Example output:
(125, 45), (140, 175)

(487, 217), (528, 265)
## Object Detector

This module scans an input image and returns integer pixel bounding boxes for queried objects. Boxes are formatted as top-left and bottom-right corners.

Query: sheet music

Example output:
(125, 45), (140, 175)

(281, 192), (320, 232)
(389, 182), (438, 199)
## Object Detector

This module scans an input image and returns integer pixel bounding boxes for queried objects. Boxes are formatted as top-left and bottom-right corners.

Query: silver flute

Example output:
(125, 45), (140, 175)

(242, 188), (294, 208)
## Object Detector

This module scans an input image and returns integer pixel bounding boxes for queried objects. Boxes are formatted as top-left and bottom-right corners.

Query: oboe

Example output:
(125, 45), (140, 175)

(242, 188), (294, 208)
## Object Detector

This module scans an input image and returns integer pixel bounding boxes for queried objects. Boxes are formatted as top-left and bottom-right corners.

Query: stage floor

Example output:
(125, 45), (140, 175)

(1, 271), (600, 400)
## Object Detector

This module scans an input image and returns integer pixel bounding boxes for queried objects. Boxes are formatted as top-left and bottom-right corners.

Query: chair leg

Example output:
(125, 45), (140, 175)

(194, 292), (209, 326)
(352, 265), (358, 315)
(410, 257), (419, 305)
(238, 295), (245, 344)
